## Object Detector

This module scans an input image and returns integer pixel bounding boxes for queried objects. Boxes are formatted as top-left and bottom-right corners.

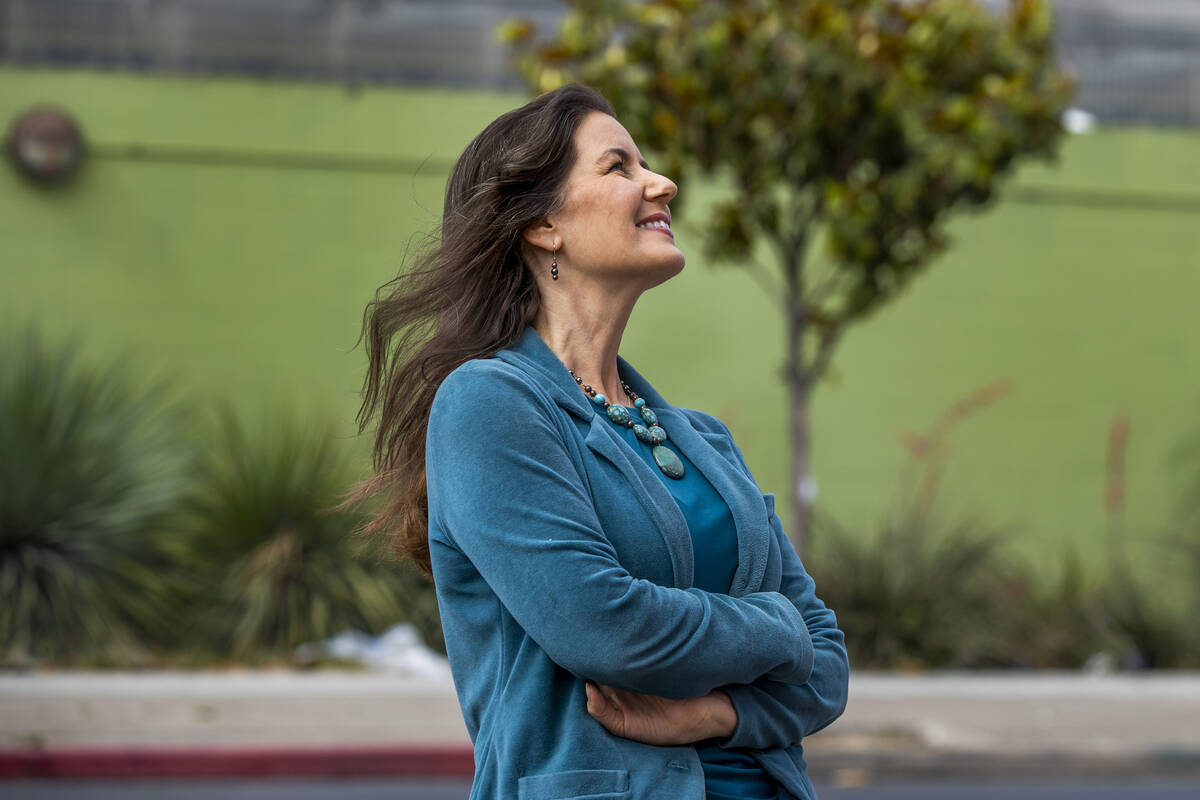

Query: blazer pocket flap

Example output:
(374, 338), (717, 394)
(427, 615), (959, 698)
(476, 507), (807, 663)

(518, 768), (631, 800)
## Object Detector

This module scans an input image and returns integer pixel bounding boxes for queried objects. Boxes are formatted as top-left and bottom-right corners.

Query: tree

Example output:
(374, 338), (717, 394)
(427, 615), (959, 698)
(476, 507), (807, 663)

(502, 0), (1072, 554)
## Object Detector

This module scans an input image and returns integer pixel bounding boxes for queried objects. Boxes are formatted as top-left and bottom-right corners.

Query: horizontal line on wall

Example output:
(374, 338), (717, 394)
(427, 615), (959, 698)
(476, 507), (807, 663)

(89, 141), (457, 175)
(1006, 185), (1200, 214)
(86, 141), (1200, 214)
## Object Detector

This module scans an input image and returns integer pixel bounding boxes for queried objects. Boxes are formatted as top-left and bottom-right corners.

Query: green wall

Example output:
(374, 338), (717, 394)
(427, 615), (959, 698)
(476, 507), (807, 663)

(3, 67), (1198, 581)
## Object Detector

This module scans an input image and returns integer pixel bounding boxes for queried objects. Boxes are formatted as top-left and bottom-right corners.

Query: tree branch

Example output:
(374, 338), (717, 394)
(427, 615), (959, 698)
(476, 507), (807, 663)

(742, 255), (786, 310)
(807, 322), (844, 387)
(808, 265), (849, 308)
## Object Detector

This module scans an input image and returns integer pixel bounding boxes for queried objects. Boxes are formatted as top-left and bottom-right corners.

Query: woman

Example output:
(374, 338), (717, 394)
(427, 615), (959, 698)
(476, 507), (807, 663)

(354, 85), (848, 800)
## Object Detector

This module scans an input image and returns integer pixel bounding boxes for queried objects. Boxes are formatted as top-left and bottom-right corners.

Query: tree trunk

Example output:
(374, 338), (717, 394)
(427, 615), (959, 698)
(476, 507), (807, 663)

(786, 312), (813, 557)
(782, 230), (813, 557)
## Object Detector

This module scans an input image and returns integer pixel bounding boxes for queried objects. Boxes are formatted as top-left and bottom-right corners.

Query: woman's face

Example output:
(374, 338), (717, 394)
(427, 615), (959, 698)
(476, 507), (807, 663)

(541, 112), (684, 286)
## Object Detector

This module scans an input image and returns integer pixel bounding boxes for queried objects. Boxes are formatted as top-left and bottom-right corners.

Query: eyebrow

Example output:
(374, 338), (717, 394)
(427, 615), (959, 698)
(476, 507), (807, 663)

(595, 147), (650, 170)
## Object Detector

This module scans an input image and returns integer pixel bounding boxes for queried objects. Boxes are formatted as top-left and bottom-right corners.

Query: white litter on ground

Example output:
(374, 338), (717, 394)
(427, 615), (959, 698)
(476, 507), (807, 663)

(294, 623), (451, 680)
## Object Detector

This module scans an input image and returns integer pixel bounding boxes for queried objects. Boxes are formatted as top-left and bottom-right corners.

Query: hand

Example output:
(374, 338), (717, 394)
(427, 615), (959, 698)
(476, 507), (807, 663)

(584, 682), (738, 746)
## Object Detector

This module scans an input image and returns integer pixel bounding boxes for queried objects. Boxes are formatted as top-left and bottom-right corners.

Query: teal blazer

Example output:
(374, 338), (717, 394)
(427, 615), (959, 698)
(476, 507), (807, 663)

(426, 326), (848, 800)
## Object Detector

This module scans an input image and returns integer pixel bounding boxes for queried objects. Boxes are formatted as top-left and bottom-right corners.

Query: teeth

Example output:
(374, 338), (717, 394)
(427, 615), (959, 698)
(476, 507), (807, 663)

(636, 220), (670, 230)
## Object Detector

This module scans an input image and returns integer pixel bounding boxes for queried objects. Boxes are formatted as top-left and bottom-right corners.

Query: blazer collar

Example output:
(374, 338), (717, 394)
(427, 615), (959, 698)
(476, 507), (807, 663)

(495, 326), (676, 415)
(494, 326), (594, 420)
(495, 326), (769, 596)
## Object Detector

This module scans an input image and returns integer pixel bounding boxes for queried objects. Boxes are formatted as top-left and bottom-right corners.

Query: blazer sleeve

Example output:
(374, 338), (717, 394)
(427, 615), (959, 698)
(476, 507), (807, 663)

(425, 362), (815, 700)
(687, 412), (850, 750)
(716, 497), (850, 749)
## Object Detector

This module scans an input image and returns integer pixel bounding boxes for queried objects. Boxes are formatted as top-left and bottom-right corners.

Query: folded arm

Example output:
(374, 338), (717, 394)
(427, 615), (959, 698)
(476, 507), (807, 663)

(585, 504), (848, 749)
(683, 411), (850, 750)
(717, 497), (850, 749)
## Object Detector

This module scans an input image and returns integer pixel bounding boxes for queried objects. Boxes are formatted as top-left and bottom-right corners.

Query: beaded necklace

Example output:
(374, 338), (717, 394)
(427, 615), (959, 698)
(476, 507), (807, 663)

(567, 369), (685, 479)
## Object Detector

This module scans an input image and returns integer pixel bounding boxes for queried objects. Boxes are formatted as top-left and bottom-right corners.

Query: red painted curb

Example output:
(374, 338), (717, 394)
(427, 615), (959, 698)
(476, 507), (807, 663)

(0, 745), (475, 779)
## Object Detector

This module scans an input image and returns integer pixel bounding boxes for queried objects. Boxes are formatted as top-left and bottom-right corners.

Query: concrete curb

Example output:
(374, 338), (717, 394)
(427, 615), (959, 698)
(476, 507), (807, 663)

(3, 671), (1200, 780)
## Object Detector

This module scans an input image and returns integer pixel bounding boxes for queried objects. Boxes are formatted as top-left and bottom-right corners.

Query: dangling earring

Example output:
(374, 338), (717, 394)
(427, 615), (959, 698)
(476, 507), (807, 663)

(550, 246), (559, 281)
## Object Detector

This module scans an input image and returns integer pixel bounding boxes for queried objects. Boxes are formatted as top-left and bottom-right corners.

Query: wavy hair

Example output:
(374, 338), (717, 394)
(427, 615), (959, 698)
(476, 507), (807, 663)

(348, 85), (614, 576)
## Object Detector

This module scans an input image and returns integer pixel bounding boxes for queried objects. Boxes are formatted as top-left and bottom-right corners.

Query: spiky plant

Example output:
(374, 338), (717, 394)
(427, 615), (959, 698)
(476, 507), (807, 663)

(1167, 423), (1200, 664)
(811, 380), (1027, 668)
(1092, 415), (1195, 668)
(176, 410), (436, 661)
(811, 507), (1019, 669)
(0, 329), (188, 665)
(1096, 568), (1192, 669)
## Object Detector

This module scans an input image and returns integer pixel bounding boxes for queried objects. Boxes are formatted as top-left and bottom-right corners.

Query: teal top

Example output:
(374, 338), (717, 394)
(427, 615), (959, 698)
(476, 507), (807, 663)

(606, 402), (781, 800)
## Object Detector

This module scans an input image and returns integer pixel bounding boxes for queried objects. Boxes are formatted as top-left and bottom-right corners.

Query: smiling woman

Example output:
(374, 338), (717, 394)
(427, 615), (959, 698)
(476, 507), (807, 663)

(348, 85), (848, 800)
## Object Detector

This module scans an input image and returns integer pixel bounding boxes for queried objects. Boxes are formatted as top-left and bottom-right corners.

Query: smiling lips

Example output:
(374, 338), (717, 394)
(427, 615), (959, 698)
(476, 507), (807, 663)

(636, 214), (673, 238)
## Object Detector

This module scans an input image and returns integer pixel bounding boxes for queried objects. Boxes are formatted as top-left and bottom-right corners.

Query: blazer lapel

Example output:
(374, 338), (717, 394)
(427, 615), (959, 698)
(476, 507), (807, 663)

(618, 357), (771, 598)
(495, 326), (767, 595)
(582, 418), (694, 588)
(496, 327), (694, 589)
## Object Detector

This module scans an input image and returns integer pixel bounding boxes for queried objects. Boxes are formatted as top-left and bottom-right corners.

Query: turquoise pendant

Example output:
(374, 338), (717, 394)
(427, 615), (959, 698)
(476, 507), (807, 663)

(652, 445), (685, 479)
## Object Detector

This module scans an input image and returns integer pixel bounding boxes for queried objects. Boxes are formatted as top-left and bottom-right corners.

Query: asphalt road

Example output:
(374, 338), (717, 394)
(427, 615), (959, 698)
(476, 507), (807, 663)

(2, 778), (1200, 800)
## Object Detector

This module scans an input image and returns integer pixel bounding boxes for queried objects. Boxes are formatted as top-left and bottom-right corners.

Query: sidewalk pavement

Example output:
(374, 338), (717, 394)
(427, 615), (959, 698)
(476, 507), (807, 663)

(2, 671), (1199, 781)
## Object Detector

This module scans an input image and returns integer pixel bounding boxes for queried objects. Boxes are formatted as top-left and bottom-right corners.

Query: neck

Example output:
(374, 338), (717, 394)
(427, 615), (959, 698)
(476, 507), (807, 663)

(532, 279), (642, 406)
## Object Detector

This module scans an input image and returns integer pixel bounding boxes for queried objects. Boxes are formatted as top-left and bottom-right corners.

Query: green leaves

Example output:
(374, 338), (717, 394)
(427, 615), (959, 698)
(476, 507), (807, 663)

(0, 329), (189, 665)
(173, 410), (435, 660)
(812, 507), (1020, 668)
(0, 329), (442, 666)
(506, 0), (1072, 327)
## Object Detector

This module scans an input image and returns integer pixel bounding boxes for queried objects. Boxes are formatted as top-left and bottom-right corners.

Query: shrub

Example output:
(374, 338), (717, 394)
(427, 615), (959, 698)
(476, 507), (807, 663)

(810, 379), (1031, 668)
(812, 506), (1020, 669)
(992, 550), (1110, 670)
(0, 329), (188, 665)
(173, 409), (440, 661)
(1169, 421), (1200, 657)
(1093, 415), (1196, 668)
(1095, 566), (1193, 669)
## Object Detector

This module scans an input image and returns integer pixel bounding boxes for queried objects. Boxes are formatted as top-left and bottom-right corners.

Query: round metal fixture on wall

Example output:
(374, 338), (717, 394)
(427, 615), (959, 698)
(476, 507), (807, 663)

(4, 106), (87, 185)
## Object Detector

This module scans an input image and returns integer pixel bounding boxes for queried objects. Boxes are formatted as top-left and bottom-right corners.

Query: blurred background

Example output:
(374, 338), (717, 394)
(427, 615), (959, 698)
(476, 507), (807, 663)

(1, 0), (1199, 797)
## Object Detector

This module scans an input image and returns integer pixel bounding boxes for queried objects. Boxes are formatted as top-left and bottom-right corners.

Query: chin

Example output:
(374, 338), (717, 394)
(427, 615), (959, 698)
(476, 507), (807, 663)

(665, 252), (686, 277)
(644, 252), (686, 288)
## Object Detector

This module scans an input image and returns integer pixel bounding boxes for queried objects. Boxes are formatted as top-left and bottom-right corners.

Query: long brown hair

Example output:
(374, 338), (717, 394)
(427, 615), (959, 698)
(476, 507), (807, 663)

(348, 85), (615, 576)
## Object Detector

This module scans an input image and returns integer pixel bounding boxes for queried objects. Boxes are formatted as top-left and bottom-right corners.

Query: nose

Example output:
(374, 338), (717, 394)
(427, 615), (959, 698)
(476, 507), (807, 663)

(643, 168), (677, 204)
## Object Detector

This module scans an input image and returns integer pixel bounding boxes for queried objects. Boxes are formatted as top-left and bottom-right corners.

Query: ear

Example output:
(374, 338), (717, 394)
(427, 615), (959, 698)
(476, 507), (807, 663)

(521, 218), (559, 255)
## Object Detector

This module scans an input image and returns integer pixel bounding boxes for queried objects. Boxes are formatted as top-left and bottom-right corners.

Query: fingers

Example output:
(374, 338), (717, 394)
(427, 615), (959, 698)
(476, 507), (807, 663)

(586, 682), (627, 739)
(596, 683), (627, 711)
(585, 682), (612, 719)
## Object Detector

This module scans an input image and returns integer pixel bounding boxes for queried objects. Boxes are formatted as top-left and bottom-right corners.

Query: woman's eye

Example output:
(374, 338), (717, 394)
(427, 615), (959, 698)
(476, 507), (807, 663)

(607, 161), (627, 174)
